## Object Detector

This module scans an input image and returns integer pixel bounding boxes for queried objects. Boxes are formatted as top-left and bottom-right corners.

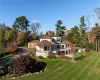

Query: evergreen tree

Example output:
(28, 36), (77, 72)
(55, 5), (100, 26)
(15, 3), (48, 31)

(55, 20), (66, 38)
(45, 31), (48, 35)
(12, 16), (30, 33)
(79, 16), (88, 48)
(67, 26), (80, 45)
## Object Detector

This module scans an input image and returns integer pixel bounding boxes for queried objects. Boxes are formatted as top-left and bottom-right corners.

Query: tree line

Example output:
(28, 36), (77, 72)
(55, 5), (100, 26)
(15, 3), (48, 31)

(0, 16), (41, 55)
(54, 8), (100, 50)
(0, 8), (100, 55)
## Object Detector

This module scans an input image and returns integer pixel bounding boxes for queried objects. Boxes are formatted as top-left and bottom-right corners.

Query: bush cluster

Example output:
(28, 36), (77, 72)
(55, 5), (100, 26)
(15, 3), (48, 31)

(47, 55), (57, 59)
(39, 56), (44, 59)
(84, 48), (90, 52)
(12, 55), (36, 76)
(12, 55), (47, 77)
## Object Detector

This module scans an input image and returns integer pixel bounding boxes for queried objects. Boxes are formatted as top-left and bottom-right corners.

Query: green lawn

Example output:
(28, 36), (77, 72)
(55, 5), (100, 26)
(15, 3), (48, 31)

(1, 52), (100, 80)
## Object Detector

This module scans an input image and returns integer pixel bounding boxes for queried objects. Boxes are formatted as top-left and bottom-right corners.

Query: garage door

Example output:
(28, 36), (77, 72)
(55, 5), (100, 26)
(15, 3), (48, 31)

(29, 43), (33, 48)
(33, 44), (36, 48)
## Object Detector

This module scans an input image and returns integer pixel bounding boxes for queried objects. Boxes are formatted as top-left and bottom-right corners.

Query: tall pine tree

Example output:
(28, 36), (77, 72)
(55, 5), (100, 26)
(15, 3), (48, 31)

(55, 20), (66, 38)
(79, 16), (88, 48)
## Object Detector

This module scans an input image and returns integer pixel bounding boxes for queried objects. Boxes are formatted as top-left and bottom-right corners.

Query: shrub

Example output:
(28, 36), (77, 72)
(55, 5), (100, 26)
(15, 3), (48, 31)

(75, 49), (78, 53)
(27, 52), (34, 58)
(34, 62), (47, 72)
(39, 56), (44, 59)
(11, 55), (47, 77)
(86, 43), (96, 51)
(5, 43), (17, 54)
(84, 48), (90, 52)
(12, 55), (36, 76)
(47, 55), (57, 59)
(0, 46), (4, 58)
(24, 43), (28, 48)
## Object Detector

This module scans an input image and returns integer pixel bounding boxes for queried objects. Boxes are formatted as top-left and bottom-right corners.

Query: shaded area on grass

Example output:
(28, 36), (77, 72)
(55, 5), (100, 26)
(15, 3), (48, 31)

(0, 65), (11, 78)
(75, 55), (86, 61)
(0, 54), (13, 78)
(15, 47), (34, 55)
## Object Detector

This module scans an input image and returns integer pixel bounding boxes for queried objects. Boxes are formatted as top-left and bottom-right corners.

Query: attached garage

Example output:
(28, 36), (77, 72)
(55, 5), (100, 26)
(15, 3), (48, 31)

(28, 43), (35, 48)
(28, 40), (39, 48)
(28, 43), (32, 48)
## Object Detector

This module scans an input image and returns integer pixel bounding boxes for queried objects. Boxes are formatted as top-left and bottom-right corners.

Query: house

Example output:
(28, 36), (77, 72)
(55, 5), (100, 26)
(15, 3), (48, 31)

(87, 32), (96, 43)
(65, 30), (71, 35)
(47, 31), (54, 37)
(28, 35), (73, 58)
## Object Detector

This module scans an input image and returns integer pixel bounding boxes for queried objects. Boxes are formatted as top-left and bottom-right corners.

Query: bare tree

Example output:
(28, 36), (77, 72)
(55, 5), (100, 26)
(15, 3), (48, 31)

(31, 21), (41, 36)
(86, 15), (92, 32)
(95, 8), (100, 24)
(39, 31), (43, 38)
(0, 22), (10, 30)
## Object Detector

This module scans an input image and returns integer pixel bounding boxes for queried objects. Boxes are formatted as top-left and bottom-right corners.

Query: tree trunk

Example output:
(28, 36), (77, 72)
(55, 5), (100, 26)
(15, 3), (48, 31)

(96, 38), (98, 51)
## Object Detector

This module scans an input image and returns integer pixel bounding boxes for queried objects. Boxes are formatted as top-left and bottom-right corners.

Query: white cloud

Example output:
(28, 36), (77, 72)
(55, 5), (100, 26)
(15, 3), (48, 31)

(31, 20), (40, 24)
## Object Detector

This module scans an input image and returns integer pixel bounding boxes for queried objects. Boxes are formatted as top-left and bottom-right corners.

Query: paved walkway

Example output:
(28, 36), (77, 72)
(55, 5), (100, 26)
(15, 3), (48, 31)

(0, 57), (13, 66)
(0, 47), (32, 66)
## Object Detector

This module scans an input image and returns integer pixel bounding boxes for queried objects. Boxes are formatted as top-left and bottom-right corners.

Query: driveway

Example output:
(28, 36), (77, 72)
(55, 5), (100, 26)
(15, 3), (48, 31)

(0, 47), (34, 66)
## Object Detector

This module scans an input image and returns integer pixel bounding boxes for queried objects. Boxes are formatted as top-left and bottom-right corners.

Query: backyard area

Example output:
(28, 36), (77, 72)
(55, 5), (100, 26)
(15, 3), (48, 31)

(0, 52), (100, 80)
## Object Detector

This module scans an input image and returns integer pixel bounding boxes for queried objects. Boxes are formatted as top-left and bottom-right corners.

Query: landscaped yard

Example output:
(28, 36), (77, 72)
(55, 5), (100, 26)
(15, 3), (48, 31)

(1, 52), (100, 80)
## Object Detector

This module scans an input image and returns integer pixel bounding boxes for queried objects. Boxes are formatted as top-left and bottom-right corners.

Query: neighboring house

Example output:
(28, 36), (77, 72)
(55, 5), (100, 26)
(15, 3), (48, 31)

(47, 31), (54, 37)
(87, 32), (96, 43)
(28, 40), (40, 48)
(65, 30), (71, 35)
(28, 35), (73, 58)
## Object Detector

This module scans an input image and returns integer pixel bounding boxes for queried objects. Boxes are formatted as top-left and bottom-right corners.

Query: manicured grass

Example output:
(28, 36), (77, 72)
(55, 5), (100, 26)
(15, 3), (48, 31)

(1, 52), (100, 80)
